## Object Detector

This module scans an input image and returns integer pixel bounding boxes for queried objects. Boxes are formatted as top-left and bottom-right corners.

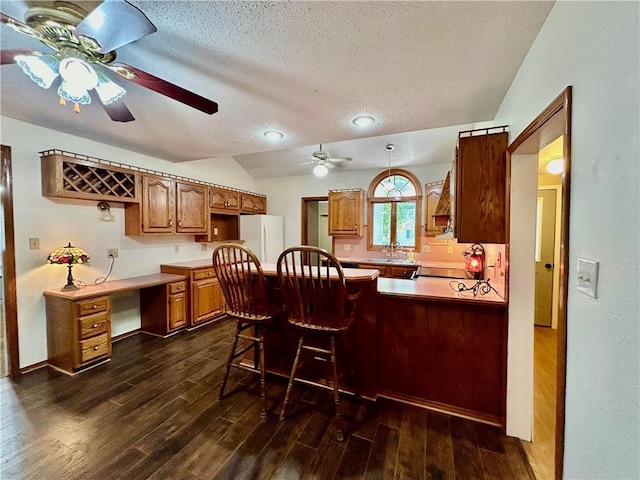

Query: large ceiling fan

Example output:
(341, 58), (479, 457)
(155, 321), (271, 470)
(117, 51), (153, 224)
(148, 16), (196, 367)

(0, 0), (218, 122)
(302, 144), (352, 177)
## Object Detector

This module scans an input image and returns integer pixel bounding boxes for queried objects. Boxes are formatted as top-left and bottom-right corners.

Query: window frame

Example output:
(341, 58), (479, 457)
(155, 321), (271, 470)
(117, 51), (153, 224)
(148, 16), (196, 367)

(367, 168), (422, 251)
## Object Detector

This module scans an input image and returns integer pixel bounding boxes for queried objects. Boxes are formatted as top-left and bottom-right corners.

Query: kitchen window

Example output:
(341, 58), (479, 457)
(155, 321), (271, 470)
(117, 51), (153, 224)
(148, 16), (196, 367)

(367, 169), (421, 251)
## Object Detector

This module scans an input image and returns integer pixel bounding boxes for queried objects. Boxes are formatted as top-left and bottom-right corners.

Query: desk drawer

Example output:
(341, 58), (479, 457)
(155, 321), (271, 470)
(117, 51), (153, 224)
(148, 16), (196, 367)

(169, 281), (187, 294)
(76, 296), (109, 316)
(78, 312), (109, 339)
(80, 333), (109, 363)
(193, 268), (215, 281)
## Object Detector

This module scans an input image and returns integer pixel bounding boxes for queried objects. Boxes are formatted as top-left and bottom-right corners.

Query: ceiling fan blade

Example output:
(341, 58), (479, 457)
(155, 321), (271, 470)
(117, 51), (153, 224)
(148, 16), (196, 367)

(107, 62), (219, 114)
(89, 90), (135, 122)
(75, 0), (157, 54)
(1, 12), (44, 42)
(327, 157), (352, 163)
(1, 48), (40, 65)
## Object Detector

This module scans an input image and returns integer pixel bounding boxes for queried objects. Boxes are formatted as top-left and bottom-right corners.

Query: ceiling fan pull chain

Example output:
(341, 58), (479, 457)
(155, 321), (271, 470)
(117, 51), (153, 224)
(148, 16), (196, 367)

(59, 96), (66, 106)
(74, 103), (80, 114)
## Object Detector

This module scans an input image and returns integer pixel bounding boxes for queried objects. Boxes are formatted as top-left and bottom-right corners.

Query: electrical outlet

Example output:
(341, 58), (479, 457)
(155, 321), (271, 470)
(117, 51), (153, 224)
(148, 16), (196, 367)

(200, 244), (207, 251)
(107, 248), (118, 258)
(29, 237), (40, 250)
(447, 246), (453, 254)
(353, 245), (359, 251)
(344, 244), (351, 251)
(422, 245), (430, 253)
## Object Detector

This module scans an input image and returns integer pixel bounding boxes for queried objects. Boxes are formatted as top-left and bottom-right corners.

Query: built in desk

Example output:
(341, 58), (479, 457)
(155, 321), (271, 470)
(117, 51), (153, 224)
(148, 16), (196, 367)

(43, 273), (188, 374)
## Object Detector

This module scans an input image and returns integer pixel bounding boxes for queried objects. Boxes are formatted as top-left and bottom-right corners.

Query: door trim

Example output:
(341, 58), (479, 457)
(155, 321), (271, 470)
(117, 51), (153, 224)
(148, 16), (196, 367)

(507, 86), (572, 480)
(1, 145), (19, 379)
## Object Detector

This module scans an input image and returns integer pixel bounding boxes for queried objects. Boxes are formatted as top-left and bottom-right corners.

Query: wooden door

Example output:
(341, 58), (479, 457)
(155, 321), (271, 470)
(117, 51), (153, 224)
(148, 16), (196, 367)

(192, 279), (224, 324)
(328, 190), (363, 236)
(534, 189), (557, 327)
(168, 291), (187, 330)
(142, 175), (174, 233)
(176, 181), (208, 233)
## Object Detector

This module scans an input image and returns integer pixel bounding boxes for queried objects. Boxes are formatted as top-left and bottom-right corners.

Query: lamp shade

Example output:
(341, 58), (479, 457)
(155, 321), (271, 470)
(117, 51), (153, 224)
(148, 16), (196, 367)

(47, 243), (90, 291)
(313, 163), (329, 177)
(464, 243), (485, 280)
(15, 54), (60, 89)
(47, 242), (90, 265)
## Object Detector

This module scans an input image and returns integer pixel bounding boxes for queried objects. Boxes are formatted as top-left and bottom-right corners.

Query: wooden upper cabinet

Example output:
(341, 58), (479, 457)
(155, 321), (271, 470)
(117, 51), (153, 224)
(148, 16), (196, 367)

(125, 176), (208, 235)
(455, 128), (508, 244)
(241, 193), (267, 214)
(140, 175), (174, 234)
(328, 189), (364, 236)
(176, 181), (208, 233)
(210, 186), (240, 212)
(424, 181), (444, 236)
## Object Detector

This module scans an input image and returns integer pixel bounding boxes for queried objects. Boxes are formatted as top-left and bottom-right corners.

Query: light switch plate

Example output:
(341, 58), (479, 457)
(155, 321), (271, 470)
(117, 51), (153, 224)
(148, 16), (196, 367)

(576, 258), (599, 298)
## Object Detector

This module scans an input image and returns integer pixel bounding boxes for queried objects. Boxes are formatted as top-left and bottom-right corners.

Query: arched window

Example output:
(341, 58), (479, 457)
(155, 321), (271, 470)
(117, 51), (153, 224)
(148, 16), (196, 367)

(367, 169), (422, 251)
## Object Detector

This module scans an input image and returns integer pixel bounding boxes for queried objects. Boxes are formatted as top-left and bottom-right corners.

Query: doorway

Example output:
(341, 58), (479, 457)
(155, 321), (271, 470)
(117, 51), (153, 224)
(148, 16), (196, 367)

(507, 87), (572, 480)
(301, 196), (331, 251)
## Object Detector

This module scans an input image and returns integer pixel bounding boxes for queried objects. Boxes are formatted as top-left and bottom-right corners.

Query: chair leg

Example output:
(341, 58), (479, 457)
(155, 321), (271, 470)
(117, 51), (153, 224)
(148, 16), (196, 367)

(280, 333), (306, 421)
(258, 325), (268, 419)
(219, 321), (241, 400)
(330, 334), (344, 442)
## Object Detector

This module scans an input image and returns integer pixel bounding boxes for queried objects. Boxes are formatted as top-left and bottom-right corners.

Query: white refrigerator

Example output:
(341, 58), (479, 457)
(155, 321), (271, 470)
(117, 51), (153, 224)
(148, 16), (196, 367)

(240, 214), (284, 264)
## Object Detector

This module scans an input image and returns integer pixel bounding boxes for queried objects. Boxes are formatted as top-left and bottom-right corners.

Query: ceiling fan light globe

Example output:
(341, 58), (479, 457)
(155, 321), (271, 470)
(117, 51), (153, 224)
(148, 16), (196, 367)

(58, 56), (98, 91)
(313, 164), (329, 177)
(15, 54), (59, 89)
(95, 71), (126, 105)
(546, 157), (564, 174)
(58, 81), (91, 105)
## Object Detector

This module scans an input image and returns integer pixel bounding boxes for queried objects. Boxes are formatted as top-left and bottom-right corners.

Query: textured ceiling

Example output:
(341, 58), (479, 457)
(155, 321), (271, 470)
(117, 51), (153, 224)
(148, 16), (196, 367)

(0, 1), (553, 178)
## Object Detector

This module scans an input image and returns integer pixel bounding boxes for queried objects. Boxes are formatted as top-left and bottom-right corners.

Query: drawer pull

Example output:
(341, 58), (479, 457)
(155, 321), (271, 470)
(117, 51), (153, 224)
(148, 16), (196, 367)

(92, 324), (98, 328)
(208, 272), (212, 276)
(93, 345), (99, 351)
(92, 305), (97, 309)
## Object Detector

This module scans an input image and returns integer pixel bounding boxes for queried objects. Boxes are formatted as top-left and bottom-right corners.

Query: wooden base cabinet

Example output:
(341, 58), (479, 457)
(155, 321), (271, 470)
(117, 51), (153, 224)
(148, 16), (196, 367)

(45, 295), (112, 373)
(160, 263), (226, 328)
(357, 262), (418, 279)
(140, 280), (188, 336)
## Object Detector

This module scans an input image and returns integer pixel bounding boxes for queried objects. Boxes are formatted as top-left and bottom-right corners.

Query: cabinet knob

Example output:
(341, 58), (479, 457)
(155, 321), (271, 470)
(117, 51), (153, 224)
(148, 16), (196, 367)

(169, 219), (173, 227)
(208, 272), (212, 276)
(93, 345), (99, 351)
(178, 220), (182, 228)
(92, 305), (97, 309)
(92, 324), (98, 328)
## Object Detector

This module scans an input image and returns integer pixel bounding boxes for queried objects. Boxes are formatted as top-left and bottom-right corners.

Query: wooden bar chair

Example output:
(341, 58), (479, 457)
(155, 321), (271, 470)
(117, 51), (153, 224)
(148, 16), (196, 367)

(212, 243), (286, 419)
(276, 246), (360, 441)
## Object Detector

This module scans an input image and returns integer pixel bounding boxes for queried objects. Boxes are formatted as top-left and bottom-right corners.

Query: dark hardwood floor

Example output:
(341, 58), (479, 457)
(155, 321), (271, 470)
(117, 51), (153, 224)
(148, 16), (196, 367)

(0, 318), (534, 479)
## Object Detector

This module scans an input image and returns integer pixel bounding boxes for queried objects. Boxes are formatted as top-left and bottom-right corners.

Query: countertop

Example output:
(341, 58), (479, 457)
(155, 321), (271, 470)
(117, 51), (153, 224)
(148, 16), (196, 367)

(336, 256), (467, 270)
(377, 276), (506, 305)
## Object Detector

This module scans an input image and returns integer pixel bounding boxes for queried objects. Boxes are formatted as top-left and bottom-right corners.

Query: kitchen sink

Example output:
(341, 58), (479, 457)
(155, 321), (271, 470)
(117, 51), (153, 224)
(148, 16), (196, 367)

(367, 258), (417, 265)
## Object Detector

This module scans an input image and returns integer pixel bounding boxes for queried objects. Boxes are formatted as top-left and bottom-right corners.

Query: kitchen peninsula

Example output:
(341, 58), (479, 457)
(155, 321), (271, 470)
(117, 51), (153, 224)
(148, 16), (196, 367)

(160, 258), (507, 427)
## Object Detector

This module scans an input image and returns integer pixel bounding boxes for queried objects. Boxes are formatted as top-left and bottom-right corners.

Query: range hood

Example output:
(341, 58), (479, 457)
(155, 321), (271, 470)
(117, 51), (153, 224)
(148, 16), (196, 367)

(433, 170), (453, 240)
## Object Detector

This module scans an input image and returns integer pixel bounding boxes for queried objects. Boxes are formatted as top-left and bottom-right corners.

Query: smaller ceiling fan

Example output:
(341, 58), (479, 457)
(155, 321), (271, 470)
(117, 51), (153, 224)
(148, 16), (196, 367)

(302, 145), (352, 177)
(0, 0), (218, 122)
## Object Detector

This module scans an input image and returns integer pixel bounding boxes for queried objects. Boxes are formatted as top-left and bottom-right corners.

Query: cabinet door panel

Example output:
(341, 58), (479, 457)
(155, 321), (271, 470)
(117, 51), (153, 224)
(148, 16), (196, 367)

(168, 292), (187, 330)
(142, 176), (174, 233)
(424, 181), (443, 236)
(328, 190), (364, 236)
(176, 182), (208, 233)
(193, 279), (224, 324)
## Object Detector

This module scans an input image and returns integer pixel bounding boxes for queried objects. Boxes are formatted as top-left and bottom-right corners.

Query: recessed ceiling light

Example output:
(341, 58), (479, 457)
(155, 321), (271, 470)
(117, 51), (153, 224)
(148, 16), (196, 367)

(352, 115), (376, 127)
(546, 157), (564, 174)
(264, 130), (284, 139)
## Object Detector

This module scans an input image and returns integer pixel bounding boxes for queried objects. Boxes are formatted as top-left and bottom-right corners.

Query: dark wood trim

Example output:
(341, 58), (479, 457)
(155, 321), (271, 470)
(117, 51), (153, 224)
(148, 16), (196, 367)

(507, 89), (567, 155)
(506, 86), (571, 480)
(1, 144), (19, 379)
(300, 196), (328, 246)
(19, 360), (48, 374)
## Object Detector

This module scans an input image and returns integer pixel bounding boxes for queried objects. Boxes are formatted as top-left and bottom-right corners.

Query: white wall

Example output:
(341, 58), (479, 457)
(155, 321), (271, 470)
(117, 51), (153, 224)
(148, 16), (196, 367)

(493, 2), (639, 478)
(0, 117), (256, 368)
